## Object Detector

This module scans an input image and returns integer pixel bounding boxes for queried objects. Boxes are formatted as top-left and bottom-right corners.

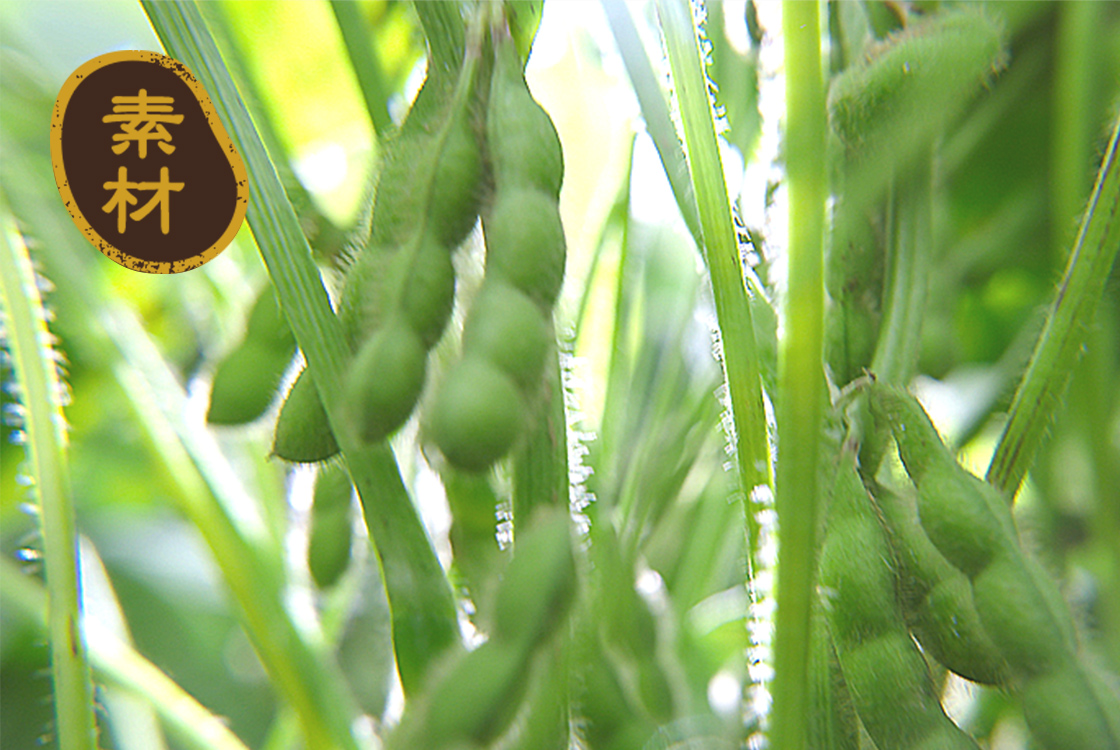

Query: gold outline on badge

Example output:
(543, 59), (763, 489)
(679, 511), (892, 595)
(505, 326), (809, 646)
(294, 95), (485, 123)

(50, 49), (248, 274)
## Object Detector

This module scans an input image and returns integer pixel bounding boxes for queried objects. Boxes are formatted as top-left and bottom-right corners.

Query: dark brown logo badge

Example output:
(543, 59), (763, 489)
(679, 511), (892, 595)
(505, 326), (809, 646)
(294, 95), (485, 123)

(51, 50), (248, 274)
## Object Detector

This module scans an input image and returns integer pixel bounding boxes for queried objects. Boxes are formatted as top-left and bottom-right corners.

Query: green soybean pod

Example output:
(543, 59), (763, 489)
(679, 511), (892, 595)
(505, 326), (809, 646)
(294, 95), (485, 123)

(487, 30), (563, 197)
(482, 190), (567, 309)
(337, 243), (399, 348)
(400, 232), (457, 349)
(342, 317), (428, 445)
(207, 343), (293, 426)
(871, 481), (1011, 686)
(393, 639), (531, 750)
(207, 289), (297, 425)
(429, 356), (527, 472)
(820, 450), (980, 750)
(244, 286), (294, 348)
(867, 384), (1016, 577)
(870, 384), (1120, 750)
(482, 32), (566, 308)
(307, 462), (354, 589)
(829, 9), (1006, 203)
(491, 506), (576, 648)
(272, 368), (340, 463)
(459, 280), (550, 392)
(426, 106), (485, 249)
(808, 603), (860, 750)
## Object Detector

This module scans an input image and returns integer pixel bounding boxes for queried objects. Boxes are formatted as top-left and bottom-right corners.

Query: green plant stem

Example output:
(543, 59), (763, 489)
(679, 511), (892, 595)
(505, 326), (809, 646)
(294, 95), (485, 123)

(145, 0), (458, 725)
(1050, 0), (1103, 263)
(654, 0), (771, 569)
(772, 4), (827, 750)
(0, 209), (98, 750)
(330, 0), (393, 135)
(0, 557), (250, 750)
(987, 112), (1120, 498)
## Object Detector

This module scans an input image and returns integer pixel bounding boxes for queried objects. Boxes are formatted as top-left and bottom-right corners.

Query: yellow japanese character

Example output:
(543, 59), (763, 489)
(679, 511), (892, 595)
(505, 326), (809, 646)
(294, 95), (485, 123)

(102, 89), (184, 158)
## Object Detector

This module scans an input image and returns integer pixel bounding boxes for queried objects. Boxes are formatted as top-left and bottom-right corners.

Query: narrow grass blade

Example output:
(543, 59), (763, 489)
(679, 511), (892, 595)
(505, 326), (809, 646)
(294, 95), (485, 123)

(0, 207), (98, 750)
(603, 0), (702, 246)
(330, 0), (394, 135)
(0, 556), (251, 750)
(988, 113), (1120, 498)
(772, 4), (828, 750)
(654, 0), (772, 566)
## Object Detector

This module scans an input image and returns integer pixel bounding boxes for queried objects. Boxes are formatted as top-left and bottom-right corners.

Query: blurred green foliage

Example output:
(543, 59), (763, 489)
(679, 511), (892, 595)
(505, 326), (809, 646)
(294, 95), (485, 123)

(2, 2), (1120, 749)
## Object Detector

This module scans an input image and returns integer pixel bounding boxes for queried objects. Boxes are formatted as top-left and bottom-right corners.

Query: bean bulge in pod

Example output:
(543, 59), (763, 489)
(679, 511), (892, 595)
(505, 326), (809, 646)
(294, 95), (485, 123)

(487, 37), (564, 198)
(460, 280), (550, 392)
(426, 112), (484, 248)
(342, 317), (428, 444)
(483, 190), (566, 308)
(400, 232), (457, 348)
(430, 356), (527, 472)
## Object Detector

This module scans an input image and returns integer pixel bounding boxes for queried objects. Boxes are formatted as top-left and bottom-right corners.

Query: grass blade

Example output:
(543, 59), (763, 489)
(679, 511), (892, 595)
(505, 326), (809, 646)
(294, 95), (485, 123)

(654, 0), (772, 573)
(142, 0), (460, 700)
(0, 556), (250, 750)
(988, 112), (1120, 497)
(330, 0), (393, 135)
(0, 206), (98, 750)
(603, 0), (701, 247)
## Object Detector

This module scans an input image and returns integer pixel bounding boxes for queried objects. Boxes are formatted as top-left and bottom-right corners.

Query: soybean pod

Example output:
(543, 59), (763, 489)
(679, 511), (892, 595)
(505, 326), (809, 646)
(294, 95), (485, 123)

(387, 508), (576, 750)
(870, 480), (1011, 686)
(272, 367), (339, 462)
(307, 462), (355, 589)
(272, 23), (486, 459)
(819, 448), (980, 750)
(207, 286), (296, 426)
(430, 24), (566, 471)
(869, 383), (1120, 750)
(492, 507), (577, 650)
(340, 44), (485, 446)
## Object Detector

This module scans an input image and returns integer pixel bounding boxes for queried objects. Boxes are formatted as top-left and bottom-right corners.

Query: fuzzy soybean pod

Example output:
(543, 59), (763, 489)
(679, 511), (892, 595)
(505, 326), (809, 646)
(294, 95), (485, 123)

(272, 368), (339, 463)
(388, 638), (532, 750)
(271, 49), (484, 457)
(341, 86), (484, 446)
(306, 463), (355, 589)
(207, 287), (296, 425)
(869, 384), (1120, 750)
(819, 450), (980, 750)
(828, 9), (1006, 212)
(429, 32), (565, 471)
(492, 506), (576, 649)
(871, 480), (1011, 686)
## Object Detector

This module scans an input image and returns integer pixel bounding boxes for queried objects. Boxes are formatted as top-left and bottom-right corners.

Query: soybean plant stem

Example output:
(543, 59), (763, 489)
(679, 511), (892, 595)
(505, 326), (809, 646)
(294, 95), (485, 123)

(773, 4), (827, 750)
(988, 112), (1120, 498)
(0, 205), (98, 750)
